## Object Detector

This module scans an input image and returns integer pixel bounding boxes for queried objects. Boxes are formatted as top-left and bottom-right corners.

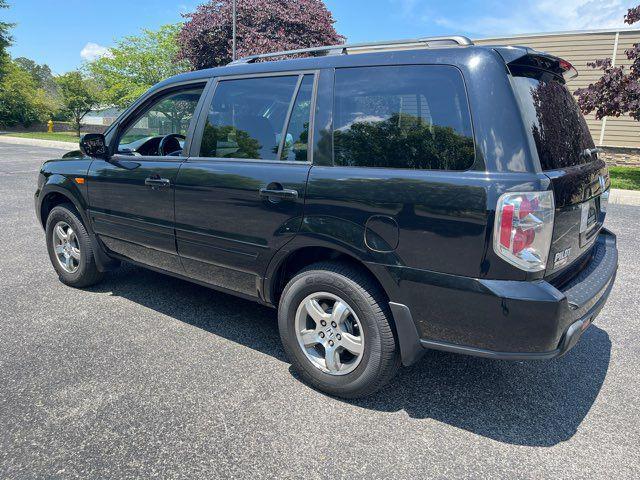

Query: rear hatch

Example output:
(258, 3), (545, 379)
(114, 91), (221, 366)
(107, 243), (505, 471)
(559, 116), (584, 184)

(508, 52), (610, 281)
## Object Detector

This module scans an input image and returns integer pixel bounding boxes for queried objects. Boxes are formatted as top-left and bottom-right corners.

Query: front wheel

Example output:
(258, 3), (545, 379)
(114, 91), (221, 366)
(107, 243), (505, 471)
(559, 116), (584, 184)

(278, 262), (400, 398)
(45, 204), (104, 288)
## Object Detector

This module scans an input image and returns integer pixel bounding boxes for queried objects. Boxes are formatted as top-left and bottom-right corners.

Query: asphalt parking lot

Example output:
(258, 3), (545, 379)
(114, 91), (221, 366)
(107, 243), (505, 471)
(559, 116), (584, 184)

(1, 142), (639, 479)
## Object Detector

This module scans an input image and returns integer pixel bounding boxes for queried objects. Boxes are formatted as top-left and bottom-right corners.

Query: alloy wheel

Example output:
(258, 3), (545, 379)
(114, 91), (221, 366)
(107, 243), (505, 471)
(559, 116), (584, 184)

(294, 292), (365, 375)
(52, 221), (81, 274)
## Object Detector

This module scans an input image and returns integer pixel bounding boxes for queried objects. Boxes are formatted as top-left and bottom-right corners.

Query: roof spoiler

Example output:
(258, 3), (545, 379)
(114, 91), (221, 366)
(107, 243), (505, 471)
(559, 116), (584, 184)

(493, 46), (578, 81)
(228, 36), (473, 65)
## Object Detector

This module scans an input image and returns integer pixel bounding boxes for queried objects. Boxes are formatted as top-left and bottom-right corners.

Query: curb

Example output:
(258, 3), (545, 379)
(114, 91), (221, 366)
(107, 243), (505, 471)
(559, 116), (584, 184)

(0, 135), (76, 150)
(610, 188), (640, 206)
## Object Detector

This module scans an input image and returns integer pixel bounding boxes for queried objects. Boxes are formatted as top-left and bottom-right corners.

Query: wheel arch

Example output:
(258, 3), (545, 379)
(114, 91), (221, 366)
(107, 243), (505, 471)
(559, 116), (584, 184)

(38, 182), (119, 272)
(264, 241), (400, 308)
(38, 181), (89, 230)
(266, 241), (425, 368)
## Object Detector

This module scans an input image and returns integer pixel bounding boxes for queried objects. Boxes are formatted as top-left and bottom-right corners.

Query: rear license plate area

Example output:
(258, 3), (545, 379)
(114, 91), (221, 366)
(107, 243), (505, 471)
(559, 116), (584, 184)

(579, 195), (602, 247)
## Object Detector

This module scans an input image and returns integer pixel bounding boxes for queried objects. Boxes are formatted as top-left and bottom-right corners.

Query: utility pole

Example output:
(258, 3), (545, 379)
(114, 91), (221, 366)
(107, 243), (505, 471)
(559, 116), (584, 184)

(232, 0), (237, 61)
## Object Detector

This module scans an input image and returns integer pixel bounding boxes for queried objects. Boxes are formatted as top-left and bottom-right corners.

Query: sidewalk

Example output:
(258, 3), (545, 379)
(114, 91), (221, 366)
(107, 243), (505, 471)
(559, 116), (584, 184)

(610, 188), (640, 206)
(0, 134), (76, 150)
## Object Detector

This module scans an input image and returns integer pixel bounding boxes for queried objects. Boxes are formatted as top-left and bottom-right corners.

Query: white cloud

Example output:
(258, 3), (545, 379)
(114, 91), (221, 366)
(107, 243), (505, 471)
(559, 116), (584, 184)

(396, 0), (638, 37)
(80, 42), (111, 62)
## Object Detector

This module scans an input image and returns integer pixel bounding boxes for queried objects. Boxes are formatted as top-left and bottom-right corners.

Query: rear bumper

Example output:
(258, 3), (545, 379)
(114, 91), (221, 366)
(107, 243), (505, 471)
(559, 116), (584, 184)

(386, 229), (618, 365)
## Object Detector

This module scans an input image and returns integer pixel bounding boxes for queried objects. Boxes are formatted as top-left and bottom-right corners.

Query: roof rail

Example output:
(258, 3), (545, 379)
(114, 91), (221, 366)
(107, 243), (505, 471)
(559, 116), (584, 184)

(228, 36), (473, 65)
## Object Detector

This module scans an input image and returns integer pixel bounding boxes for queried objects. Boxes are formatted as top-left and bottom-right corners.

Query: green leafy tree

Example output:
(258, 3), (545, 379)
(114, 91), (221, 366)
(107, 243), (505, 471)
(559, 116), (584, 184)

(0, 0), (11, 45)
(88, 24), (189, 109)
(0, 61), (52, 126)
(55, 71), (101, 137)
(14, 57), (57, 95)
(0, 0), (15, 79)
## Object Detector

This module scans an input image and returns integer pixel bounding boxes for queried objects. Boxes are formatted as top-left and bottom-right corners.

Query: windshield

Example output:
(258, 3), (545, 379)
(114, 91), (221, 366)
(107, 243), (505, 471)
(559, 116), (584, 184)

(511, 71), (596, 171)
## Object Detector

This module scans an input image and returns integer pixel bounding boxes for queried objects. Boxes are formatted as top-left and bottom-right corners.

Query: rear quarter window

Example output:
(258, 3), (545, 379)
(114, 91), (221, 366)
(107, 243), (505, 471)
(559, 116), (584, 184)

(332, 65), (475, 170)
(511, 72), (596, 171)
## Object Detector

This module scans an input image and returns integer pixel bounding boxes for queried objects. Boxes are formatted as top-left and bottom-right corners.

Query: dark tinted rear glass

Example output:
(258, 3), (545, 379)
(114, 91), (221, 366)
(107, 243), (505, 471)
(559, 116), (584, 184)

(511, 71), (596, 171)
(333, 65), (475, 170)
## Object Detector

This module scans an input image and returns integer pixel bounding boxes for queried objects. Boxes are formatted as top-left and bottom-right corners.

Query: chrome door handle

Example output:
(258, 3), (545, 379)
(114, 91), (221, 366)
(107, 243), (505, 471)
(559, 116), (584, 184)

(145, 176), (171, 188)
(259, 188), (299, 200)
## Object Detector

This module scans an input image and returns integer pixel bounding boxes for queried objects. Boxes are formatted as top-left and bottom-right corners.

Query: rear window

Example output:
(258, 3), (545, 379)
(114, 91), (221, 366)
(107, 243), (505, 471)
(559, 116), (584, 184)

(511, 70), (596, 171)
(333, 65), (475, 170)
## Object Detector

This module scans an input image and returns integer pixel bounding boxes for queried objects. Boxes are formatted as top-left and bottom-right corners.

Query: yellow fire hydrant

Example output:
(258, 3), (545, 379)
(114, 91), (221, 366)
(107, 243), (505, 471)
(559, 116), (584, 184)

(47, 120), (54, 133)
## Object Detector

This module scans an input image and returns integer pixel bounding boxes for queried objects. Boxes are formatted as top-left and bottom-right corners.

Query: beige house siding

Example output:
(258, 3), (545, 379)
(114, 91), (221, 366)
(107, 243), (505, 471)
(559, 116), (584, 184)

(475, 29), (640, 149)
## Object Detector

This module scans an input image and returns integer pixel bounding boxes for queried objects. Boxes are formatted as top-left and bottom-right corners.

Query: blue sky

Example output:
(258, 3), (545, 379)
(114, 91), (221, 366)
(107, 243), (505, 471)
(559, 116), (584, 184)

(4, 0), (638, 73)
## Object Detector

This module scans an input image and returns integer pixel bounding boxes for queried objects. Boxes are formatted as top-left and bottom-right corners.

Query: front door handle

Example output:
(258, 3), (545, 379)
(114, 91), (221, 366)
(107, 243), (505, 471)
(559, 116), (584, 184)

(145, 176), (171, 188)
(259, 187), (299, 201)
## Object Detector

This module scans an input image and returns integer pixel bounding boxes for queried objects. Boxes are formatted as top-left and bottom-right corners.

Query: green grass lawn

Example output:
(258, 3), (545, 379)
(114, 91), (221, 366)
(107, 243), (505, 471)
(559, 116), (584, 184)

(3, 131), (81, 143)
(609, 166), (640, 191)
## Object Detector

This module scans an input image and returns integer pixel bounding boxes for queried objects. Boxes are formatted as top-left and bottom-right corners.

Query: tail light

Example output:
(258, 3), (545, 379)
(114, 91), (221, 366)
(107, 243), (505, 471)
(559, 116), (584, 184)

(493, 191), (555, 272)
(559, 59), (578, 80)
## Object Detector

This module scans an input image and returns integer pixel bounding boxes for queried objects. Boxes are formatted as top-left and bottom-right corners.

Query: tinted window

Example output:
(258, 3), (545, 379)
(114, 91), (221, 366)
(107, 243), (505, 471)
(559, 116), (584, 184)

(118, 87), (204, 155)
(333, 66), (475, 170)
(511, 71), (596, 170)
(281, 75), (314, 161)
(200, 75), (300, 160)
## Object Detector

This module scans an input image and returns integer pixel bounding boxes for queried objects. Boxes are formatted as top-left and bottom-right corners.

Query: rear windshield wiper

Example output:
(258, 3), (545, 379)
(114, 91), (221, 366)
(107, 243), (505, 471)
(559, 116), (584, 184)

(580, 148), (601, 160)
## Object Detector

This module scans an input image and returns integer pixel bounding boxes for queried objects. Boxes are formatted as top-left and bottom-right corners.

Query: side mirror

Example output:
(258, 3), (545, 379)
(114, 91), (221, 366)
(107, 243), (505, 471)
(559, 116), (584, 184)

(79, 133), (110, 159)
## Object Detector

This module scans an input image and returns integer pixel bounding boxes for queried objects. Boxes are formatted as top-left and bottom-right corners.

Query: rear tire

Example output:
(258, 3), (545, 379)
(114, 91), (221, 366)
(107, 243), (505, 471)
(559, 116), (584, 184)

(45, 204), (104, 288)
(278, 261), (400, 398)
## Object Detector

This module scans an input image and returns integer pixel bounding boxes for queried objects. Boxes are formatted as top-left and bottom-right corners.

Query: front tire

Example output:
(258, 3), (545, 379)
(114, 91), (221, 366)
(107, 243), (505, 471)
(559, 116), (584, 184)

(45, 204), (104, 288)
(278, 262), (400, 398)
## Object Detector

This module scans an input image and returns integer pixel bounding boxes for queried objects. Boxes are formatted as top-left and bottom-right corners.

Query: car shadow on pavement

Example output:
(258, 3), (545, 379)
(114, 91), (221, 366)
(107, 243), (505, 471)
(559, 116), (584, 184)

(92, 263), (611, 448)
(351, 325), (611, 447)
(90, 263), (288, 361)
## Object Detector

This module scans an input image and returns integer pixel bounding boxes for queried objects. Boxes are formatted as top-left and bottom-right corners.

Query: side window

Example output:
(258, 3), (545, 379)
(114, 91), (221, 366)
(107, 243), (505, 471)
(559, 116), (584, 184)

(199, 75), (301, 160)
(280, 75), (314, 161)
(118, 86), (204, 156)
(333, 66), (475, 170)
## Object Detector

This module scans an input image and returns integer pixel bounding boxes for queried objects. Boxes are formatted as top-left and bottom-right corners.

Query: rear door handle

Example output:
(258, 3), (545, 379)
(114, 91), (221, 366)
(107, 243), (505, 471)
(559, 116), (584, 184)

(145, 176), (171, 188)
(259, 187), (299, 200)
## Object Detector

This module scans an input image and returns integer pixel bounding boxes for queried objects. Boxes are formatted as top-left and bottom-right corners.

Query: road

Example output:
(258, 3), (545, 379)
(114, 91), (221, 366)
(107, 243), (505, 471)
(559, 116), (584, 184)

(1, 143), (639, 479)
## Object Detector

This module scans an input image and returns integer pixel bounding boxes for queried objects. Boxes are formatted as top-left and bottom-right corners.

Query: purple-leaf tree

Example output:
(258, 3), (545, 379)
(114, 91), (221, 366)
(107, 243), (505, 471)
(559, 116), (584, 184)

(575, 6), (640, 120)
(178, 0), (345, 70)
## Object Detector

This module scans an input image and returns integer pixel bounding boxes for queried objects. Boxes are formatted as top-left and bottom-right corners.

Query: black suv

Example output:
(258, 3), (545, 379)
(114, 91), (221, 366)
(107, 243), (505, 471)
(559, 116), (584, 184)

(35, 36), (618, 398)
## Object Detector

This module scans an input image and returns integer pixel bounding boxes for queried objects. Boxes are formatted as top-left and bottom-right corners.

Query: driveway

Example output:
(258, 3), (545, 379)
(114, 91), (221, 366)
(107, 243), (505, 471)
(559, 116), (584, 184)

(1, 143), (639, 478)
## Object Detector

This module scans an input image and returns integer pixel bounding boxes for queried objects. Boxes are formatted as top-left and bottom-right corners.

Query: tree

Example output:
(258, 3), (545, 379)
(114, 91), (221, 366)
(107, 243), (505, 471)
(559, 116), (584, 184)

(14, 57), (57, 95)
(575, 6), (640, 120)
(0, 61), (52, 126)
(55, 71), (101, 137)
(0, 0), (15, 79)
(0, 0), (12, 51)
(87, 24), (189, 109)
(178, 0), (344, 70)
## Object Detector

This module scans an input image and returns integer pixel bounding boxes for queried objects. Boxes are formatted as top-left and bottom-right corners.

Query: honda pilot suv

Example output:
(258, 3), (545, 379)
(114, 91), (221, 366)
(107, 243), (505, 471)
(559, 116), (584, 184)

(35, 36), (618, 398)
